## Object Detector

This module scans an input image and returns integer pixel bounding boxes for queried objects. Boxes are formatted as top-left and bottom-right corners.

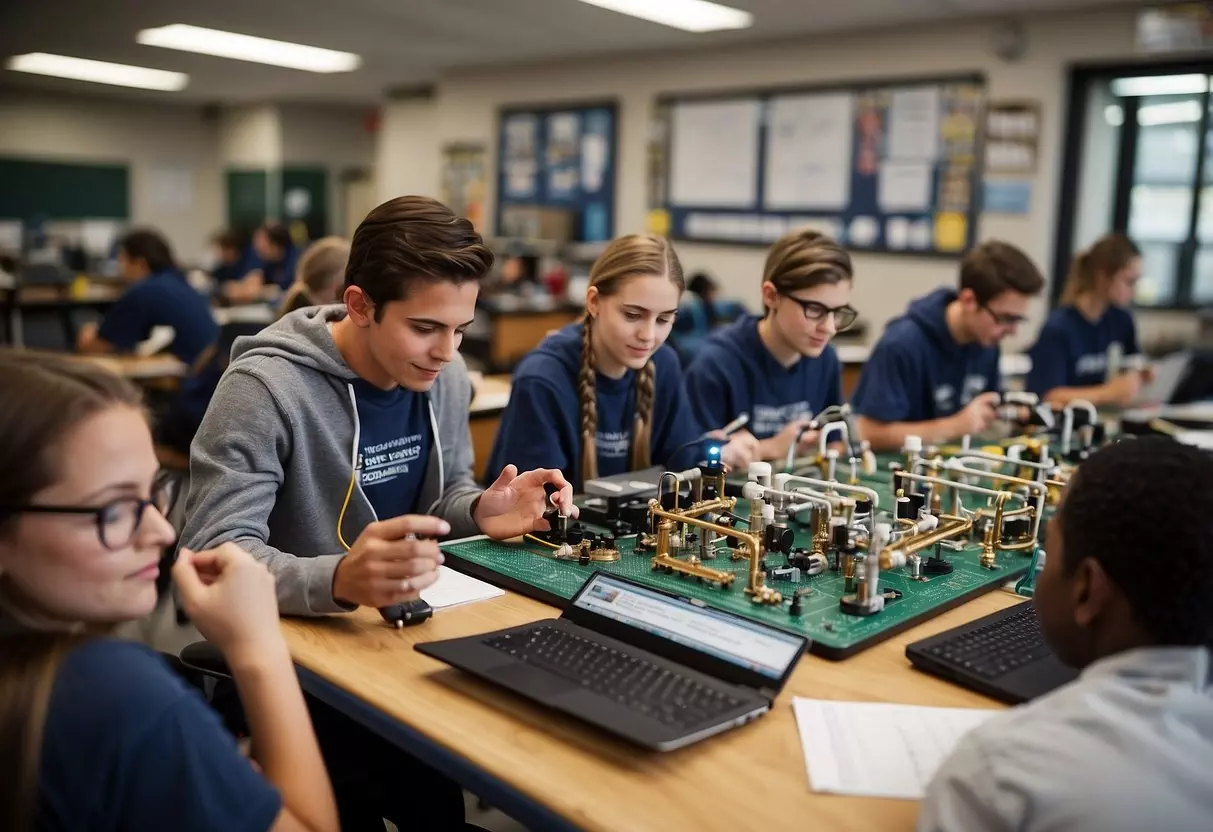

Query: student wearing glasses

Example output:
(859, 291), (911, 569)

(0, 350), (337, 832)
(1025, 234), (1146, 408)
(851, 241), (1044, 451)
(684, 230), (856, 462)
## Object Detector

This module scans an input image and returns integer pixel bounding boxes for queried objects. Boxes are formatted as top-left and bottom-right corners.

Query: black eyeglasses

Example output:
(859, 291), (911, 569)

(777, 290), (859, 331)
(1, 483), (171, 550)
(980, 303), (1028, 327)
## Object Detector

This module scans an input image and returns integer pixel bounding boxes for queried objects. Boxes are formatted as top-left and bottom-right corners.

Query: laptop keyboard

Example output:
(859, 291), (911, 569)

(484, 626), (744, 728)
(924, 604), (1051, 679)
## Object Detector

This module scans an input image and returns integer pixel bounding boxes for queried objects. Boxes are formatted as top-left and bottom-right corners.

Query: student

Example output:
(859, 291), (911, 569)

(181, 196), (574, 829)
(76, 229), (218, 366)
(919, 436), (1213, 832)
(224, 222), (300, 303)
(851, 241), (1044, 451)
(0, 349), (337, 832)
(684, 230), (854, 462)
(1026, 233), (1145, 407)
(210, 228), (252, 285)
(486, 233), (759, 490)
(279, 236), (349, 318)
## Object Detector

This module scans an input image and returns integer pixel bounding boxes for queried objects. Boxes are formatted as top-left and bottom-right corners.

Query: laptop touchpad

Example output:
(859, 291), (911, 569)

(491, 662), (581, 699)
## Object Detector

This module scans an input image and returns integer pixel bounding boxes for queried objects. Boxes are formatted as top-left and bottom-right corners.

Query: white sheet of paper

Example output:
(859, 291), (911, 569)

(420, 566), (505, 610)
(888, 87), (941, 161)
(878, 161), (933, 212)
(149, 165), (195, 212)
(764, 93), (854, 210)
(669, 99), (761, 208)
(0, 219), (22, 252)
(793, 698), (997, 799)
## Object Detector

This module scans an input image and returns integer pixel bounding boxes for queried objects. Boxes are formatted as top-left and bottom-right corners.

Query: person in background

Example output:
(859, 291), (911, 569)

(851, 241), (1044, 451)
(0, 350), (338, 832)
(279, 236), (350, 319)
(919, 437), (1213, 832)
(182, 196), (574, 830)
(76, 229), (218, 366)
(685, 230), (854, 462)
(210, 229), (252, 285)
(224, 222), (300, 304)
(669, 271), (747, 362)
(486, 234), (759, 490)
(1026, 233), (1146, 408)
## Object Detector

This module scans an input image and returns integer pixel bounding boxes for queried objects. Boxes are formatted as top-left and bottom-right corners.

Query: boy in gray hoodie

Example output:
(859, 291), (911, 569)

(180, 195), (575, 830)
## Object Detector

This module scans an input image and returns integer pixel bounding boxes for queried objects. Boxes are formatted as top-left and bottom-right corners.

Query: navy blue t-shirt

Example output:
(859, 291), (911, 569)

(684, 314), (842, 439)
(37, 639), (281, 831)
(1026, 305), (1139, 396)
(851, 288), (1001, 421)
(211, 245), (258, 284)
(97, 270), (218, 365)
(352, 378), (432, 520)
(486, 323), (703, 489)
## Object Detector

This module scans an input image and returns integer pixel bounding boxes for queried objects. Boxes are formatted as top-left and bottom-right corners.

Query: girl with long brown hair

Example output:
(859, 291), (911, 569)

(1026, 233), (1145, 407)
(486, 234), (758, 489)
(0, 349), (336, 832)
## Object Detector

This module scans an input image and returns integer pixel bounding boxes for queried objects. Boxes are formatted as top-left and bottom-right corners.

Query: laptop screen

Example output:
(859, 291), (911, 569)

(571, 573), (804, 681)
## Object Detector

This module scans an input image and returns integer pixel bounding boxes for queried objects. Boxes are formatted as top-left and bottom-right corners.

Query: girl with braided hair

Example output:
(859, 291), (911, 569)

(487, 234), (759, 489)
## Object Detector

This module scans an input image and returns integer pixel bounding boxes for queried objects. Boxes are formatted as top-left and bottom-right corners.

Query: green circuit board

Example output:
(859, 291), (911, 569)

(442, 463), (1037, 659)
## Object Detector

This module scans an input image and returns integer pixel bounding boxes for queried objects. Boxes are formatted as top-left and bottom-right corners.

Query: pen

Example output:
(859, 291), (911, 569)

(719, 413), (750, 436)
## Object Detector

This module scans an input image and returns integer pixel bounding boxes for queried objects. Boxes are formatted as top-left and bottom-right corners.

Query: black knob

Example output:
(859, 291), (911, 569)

(895, 497), (913, 519)
(907, 493), (926, 516)
(853, 498), (872, 517)
(832, 523), (849, 549)
(764, 523), (794, 554)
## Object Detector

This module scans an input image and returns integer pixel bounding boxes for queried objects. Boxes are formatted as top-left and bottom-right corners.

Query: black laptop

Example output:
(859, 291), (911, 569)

(906, 600), (1079, 704)
(415, 571), (807, 751)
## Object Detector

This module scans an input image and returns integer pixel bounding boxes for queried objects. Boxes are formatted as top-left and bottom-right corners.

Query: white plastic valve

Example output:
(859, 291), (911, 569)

(774, 472), (792, 491)
(748, 461), (772, 486)
(903, 435), (923, 454)
(741, 481), (765, 501)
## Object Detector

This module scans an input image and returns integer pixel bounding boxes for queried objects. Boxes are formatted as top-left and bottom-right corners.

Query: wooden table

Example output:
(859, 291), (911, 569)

(281, 585), (1020, 831)
(14, 348), (187, 383)
(463, 300), (580, 373)
(2, 281), (126, 346)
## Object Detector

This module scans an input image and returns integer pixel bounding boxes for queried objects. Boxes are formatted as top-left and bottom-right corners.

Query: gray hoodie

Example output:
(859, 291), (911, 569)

(180, 305), (482, 616)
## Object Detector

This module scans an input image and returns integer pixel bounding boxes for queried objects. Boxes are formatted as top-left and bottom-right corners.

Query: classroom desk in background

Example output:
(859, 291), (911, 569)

(14, 348), (188, 388)
(2, 281), (125, 347)
(462, 297), (581, 373)
(281, 586), (1020, 832)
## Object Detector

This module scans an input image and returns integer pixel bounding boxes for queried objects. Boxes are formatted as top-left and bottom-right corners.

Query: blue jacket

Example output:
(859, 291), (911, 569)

(486, 323), (704, 489)
(684, 314), (842, 439)
(851, 287), (1000, 421)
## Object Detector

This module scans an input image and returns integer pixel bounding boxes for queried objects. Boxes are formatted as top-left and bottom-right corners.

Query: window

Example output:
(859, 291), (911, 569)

(1060, 67), (1213, 310)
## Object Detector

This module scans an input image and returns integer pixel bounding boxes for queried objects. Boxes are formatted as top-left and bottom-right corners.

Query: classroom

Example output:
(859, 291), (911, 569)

(2, 2), (1211, 831)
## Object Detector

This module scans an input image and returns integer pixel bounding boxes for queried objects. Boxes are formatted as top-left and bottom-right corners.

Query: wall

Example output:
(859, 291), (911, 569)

(380, 7), (1165, 349)
(218, 104), (282, 168)
(280, 103), (376, 233)
(0, 90), (223, 262)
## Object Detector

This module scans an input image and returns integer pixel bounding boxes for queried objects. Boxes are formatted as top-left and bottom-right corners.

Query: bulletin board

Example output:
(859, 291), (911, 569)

(495, 101), (617, 242)
(649, 75), (985, 255)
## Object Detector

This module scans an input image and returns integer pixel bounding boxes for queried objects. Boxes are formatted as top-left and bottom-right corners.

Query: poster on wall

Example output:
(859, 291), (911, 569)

(441, 143), (487, 230)
(502, 113), (539, 199)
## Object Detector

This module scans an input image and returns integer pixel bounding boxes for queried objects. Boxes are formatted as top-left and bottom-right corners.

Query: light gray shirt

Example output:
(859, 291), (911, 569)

(918, 646), (1213, 832)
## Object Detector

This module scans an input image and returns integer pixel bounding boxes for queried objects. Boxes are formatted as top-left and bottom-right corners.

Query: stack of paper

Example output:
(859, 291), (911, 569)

(792, 697), (997, 799)
(420, 566), (504, 610)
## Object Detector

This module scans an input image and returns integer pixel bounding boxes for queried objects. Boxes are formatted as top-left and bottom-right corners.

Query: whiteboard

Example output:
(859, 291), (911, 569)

(669, 99), (762, 208)
(764, 93), (854, 211)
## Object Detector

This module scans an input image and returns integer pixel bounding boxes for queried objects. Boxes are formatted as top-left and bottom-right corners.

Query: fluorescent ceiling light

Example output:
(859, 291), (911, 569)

(1138, 100), (1203, 126)
(575, 0), (752, 32)
(136, 24), (360, 73)
(5, 52), (188, 91)
(1110, 74), (1208, 97)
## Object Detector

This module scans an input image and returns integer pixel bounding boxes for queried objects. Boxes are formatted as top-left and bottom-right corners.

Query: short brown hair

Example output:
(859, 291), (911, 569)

(298, 236), (350, 296)
(762, 229), (852, 310)
(959, 241), (1044, 305)
(345, 196), (494, 321)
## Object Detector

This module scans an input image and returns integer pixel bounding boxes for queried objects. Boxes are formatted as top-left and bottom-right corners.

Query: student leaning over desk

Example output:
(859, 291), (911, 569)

(181, 195), (573, 830)
(919, 436), (1213, 832)
(0, 350), (338, 832)
(1025, 233), (1147, 408)
(76, 229), (218, 366)
(485, 233), (760, 491)
(684, 229), (854, 463)
(850, 241), (1045, 451)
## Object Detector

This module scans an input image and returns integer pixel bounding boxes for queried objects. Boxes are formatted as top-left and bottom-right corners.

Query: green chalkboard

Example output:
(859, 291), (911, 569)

(226, 169), (270, 235)
(0, 157), (129, 219)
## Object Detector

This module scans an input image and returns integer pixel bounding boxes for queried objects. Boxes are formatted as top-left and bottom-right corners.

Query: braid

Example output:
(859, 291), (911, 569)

(631, 360), (655, 470)
(578, 318), (598, 485)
